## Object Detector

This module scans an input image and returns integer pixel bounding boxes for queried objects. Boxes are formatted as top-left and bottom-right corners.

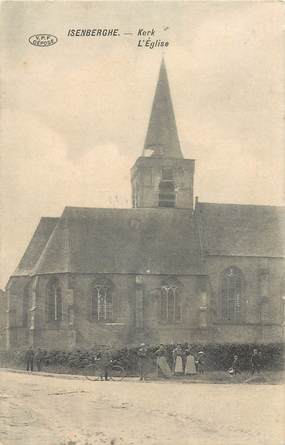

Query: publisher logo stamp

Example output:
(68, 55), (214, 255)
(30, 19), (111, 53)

(29, 34), (58, 47)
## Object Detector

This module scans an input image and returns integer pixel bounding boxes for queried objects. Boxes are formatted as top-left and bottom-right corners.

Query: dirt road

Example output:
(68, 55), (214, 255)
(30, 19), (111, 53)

(0, 370), (283, 445)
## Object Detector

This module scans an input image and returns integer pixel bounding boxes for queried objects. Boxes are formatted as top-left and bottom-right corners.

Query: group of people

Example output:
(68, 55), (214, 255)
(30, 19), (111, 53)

(139, 344), (264, 380)
(25, 343), (206, 380)
(25, 347), (44, 372)
(229, 349), (263, 376)
(24, 344), (264, 379)
(137, 343), (206, 381)
(172, 344), (206, 375)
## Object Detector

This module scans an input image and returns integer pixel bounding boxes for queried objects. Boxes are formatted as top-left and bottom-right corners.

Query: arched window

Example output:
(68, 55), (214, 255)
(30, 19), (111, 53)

(47, 278), (62, 321)
(221, 267), (243, 322)
(91, 279), (113, 322)
(23, 283), (29, 327)
(160, 278), (182, 322)
(159, 168), (176, 208)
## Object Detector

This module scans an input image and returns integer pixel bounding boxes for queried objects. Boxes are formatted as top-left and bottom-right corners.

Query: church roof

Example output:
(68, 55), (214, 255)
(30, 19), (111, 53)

(31, 207), (204, 276)
(14, 217), (59, 276)
(12, 203), (285, 279)
(143, 59), (183, 159)
(197, 202), (285, 257)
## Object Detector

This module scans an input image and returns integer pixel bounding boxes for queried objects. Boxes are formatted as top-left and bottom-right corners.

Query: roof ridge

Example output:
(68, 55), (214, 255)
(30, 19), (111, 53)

(198, 202), (285, 209)
(62, 206), (193, 213)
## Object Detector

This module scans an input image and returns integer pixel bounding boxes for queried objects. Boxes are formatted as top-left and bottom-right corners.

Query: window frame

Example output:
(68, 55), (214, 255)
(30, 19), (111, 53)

(160, 278), (182, 323)
(158, 181), (176, 208)
(220, 267), (243, 323)
(90, 279), (114, 322)
(23, 283), (30, 327)
(46, 278), (63, 322)
(159, 168), (176, 208)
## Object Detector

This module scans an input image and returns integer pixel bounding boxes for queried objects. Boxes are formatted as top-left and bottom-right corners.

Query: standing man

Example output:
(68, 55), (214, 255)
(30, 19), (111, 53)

(34, 348), (43, 372)
(25, 347), (34, 372)
(100, 348), (112, 381)
(137, 343), (148, 381)
(196, 350), (206, 374)
(258, 350), (263, 372)
(250, 349), (260, 375)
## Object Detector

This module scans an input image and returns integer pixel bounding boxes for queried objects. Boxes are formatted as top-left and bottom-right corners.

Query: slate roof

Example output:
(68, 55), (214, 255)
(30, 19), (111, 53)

(143, 59), (183, 158)
(12, 202), (285, 279)
(197, 202), (285, 257)
(14, 217), (59, 276)
(31, 207), (204, 276)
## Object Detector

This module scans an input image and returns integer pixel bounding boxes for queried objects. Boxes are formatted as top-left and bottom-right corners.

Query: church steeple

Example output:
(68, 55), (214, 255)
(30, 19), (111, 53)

(131, 59), (195, 210)
(143, 59), (183, 158)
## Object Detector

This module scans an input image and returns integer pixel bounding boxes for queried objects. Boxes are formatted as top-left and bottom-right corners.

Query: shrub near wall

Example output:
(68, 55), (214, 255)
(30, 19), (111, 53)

(0, 343), (283, 373)
(197, 343), (284, 371)
(0, 350), (27, 368)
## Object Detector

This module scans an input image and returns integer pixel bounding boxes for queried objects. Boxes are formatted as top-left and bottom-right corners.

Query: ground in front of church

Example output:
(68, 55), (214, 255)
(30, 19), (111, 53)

(0, 370), (283, 445)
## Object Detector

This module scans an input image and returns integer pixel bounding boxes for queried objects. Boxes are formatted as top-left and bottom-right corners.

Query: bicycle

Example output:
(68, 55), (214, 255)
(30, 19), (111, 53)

(84, 360), (126, 382)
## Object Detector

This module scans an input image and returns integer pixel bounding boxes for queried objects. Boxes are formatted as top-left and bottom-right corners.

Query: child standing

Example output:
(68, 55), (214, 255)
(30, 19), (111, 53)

(230, 355), (241, 375)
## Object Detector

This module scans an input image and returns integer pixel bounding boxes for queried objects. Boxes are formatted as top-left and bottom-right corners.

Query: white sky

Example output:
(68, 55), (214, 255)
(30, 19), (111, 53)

(0, 1), (284, 288)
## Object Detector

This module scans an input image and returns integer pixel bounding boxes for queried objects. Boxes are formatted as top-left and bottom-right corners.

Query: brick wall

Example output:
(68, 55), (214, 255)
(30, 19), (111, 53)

(131, 157), (195, 210)
(205, 255), (284, 343)
(6, 276), (31, 349)
(6, 257), (284, 350)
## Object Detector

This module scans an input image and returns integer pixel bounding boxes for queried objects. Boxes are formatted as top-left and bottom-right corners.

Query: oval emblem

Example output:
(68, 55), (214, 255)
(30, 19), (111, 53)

(28, 34), (58, 47)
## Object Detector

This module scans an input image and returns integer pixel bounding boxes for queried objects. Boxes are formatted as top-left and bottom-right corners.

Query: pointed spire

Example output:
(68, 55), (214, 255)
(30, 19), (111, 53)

(143, 58), (183, 158)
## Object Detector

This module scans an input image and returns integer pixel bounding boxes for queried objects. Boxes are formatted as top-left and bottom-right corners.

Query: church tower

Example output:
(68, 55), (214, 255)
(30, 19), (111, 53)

(131, 59), (195, 209)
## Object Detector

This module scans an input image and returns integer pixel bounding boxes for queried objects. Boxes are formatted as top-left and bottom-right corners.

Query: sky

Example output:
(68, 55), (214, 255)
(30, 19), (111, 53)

(0, 1), (284, 288)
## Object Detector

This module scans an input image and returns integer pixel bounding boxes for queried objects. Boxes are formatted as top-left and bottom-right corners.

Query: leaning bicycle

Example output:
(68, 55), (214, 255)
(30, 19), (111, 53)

(84, 360), (126, 382)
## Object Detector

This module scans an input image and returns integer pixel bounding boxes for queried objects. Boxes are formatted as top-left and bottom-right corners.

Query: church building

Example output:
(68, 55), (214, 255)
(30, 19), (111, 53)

(5, 60), (285, 350)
